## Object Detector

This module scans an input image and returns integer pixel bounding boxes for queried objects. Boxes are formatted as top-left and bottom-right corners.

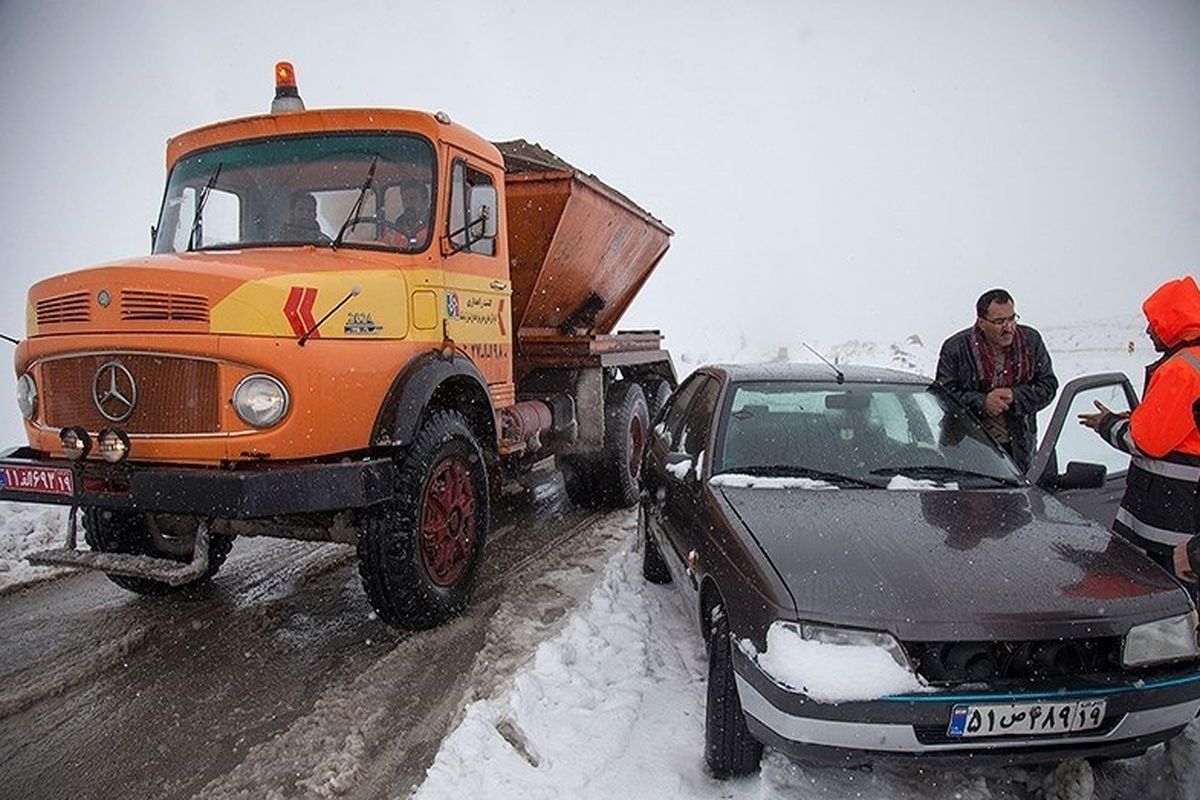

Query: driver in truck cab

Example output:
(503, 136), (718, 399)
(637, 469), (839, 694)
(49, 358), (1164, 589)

(382, 180), (431, 250)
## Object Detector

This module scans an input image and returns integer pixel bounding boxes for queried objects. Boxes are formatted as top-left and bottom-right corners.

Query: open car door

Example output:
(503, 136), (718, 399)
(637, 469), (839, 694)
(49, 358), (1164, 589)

(1027, 373), (1139, 526)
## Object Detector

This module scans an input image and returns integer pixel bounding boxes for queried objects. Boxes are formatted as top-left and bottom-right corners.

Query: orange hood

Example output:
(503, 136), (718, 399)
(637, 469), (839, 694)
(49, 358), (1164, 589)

(1143, 275), (1200, 348)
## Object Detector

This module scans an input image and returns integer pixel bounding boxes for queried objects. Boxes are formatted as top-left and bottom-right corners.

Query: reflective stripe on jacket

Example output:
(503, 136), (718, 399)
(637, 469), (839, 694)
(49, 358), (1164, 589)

(1100, 346), (1200, 550)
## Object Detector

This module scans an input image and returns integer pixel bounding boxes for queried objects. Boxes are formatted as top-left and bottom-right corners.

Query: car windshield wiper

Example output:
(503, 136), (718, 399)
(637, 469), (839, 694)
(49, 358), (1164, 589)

(869, 464), (1022, 487)
(187, 163), (223, 252)
(733, 464), (879, 488)
(333, 156), (379, 248)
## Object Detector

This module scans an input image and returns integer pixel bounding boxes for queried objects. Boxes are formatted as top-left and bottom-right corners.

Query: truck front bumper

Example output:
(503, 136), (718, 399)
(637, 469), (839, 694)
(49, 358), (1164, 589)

(0, 447), (396, 518)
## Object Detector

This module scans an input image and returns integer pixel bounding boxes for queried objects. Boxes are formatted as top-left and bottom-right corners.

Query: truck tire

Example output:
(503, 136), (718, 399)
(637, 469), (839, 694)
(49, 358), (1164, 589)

(357, 410), (490, 629)
(597, 381), (649, 508)
(81, 509), (234, 596)
(642, 377), (672, 423)
(705, 604), (763, 778)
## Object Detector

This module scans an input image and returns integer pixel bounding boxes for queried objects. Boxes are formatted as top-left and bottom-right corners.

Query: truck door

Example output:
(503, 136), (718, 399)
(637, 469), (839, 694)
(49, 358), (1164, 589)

(1027, 373), (1139, 525)
(442, 152), (512, 388)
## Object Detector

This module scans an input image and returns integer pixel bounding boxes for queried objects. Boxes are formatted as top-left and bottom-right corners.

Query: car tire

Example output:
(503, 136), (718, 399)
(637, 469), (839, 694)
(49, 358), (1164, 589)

(705, 604), (763, 778)
(596, 381), (649, 508)
(357, 410), (490, 629)
(641, 505), (671, 584)
(560, 454), (603, 509)
(82, 509), (234, 596)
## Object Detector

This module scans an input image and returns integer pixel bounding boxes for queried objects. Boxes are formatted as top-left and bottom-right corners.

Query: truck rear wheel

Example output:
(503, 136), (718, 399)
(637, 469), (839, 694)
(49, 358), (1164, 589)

(357, 410), (490, 629)
(82, 509), (235, 596)
(597, 381), (649, 508)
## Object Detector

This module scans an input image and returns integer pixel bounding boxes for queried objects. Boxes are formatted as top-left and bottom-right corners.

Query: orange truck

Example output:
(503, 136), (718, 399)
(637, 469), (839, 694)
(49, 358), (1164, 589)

(3, 63), (674, 629)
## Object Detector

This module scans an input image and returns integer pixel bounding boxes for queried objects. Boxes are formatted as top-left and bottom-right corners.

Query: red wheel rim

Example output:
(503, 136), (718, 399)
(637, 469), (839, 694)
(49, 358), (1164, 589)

(419, 456), (477, 587)
(627, 412), (646, 481)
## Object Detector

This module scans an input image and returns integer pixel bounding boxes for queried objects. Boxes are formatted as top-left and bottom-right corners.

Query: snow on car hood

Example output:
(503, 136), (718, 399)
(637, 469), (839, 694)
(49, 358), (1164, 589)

(716, 485), (1187, 641)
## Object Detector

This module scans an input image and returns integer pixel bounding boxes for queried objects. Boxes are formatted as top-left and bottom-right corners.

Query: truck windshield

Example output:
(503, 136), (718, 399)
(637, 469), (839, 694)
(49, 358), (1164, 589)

(153, 133), (435, 254)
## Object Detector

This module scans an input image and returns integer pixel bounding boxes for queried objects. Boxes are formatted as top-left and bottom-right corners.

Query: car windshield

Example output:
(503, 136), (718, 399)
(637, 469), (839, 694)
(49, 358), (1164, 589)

(153, 133), (435, 254)
(714, 381), (1023, 488)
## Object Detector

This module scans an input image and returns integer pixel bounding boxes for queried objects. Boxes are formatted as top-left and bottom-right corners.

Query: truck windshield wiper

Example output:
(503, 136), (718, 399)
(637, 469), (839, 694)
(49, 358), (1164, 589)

(869, 464), (1022, 487)
(333, 156), (379, 249)
(733, 464), (879, 488)
(187, 164), (223, 252)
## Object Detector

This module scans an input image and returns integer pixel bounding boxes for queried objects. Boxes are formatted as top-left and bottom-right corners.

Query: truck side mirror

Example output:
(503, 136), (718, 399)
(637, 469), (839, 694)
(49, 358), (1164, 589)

(469, 185), (498, 239)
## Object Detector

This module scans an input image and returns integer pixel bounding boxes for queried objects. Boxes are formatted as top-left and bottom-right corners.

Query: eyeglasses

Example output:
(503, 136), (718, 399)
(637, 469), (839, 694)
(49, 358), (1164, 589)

(983, 314), (1020, 328)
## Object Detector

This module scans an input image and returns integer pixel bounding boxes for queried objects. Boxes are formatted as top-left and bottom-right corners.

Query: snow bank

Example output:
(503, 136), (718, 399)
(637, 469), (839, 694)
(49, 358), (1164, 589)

(0, 502), (71, 593)
(747, 626), (926, 703)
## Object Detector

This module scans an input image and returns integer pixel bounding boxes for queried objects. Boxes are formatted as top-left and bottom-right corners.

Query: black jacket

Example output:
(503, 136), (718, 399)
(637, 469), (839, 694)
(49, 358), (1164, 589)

(935, 324), (1058, 472)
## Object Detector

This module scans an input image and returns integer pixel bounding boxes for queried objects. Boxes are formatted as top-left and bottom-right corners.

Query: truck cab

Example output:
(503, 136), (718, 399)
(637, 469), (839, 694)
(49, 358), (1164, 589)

(4, 64), (675, 630)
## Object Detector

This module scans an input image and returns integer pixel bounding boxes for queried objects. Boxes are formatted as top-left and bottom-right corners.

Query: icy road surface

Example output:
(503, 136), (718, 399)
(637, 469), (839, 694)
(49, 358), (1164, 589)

(0, 487), (629, 800)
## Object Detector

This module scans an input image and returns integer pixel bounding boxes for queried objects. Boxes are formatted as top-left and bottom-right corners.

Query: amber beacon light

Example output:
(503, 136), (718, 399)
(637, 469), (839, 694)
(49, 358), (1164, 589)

(270, 61), (306, 113)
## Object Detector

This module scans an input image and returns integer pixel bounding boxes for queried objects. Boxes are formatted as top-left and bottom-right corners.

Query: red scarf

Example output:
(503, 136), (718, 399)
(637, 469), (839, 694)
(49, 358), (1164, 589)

(972, 323), (1032, 389)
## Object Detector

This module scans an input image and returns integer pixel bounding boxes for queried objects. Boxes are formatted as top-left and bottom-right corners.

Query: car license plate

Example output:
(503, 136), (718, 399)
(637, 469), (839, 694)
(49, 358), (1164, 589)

(0, 464), (75, 496)
(947, 699), (1106, 738)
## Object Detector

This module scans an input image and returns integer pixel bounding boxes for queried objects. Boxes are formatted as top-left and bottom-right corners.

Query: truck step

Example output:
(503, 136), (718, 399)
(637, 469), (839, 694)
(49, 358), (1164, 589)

(26, 546), (210, 587)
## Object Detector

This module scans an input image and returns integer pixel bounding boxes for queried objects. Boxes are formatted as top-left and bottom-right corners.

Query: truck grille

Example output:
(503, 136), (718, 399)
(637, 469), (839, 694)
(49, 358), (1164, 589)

(36, 292), (91, 325)
(121, 290), (209, 322)
(39, 354), (220, 434)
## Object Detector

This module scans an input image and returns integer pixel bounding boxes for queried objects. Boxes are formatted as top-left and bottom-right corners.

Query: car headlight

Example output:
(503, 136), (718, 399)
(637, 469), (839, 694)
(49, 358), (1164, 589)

(782, 621), (916, 672)
(232, 374), (289, 428)
(757, 621), (925, 700)
(1123, 612), (1200, 668)
(16, 373), (37, 420)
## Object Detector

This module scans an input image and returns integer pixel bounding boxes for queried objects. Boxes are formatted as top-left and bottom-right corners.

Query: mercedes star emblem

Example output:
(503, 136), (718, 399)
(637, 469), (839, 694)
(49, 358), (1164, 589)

(93, 360), (138, 422)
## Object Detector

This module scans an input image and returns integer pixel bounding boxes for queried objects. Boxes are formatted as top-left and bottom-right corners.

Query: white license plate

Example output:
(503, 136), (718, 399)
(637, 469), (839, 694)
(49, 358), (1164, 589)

(0, 465), (75, 496)
(947, 699), (1106, 738)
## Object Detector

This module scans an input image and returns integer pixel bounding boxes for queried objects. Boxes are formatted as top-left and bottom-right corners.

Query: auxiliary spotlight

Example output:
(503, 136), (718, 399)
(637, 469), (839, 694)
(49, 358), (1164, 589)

(97, 428), (131, 463)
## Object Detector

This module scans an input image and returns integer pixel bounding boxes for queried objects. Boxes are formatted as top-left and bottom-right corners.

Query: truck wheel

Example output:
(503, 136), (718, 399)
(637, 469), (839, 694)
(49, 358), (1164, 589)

(598, 381), (649, 508)
(81, 509), (234, 596)
(705, 604), (763, 778)
(357, 410), (490, 629)
(642, 377), (672, 422)
(640, 504), (671, 584)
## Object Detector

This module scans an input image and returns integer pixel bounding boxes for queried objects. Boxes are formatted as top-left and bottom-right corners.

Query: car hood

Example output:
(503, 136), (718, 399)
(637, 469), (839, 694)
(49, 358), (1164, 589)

(716, 485), (1187, 640)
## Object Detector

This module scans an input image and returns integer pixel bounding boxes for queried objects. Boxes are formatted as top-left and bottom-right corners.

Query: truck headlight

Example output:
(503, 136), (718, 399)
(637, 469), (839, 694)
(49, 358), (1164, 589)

(232, 374), (289, 428)
(16, 373), (37, 420)
(1123, 612), (1200, 668)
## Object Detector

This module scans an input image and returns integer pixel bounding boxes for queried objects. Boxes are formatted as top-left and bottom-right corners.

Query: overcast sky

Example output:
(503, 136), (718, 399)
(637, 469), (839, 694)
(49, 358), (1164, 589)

(0, 0), (1197, 441)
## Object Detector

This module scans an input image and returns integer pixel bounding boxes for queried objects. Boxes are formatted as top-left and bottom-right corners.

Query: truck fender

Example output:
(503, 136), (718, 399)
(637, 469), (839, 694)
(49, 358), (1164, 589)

(372, 351), (497, 451)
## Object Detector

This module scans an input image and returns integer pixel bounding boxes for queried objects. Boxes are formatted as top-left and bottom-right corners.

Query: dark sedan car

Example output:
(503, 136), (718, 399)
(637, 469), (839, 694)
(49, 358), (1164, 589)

(639, 363), (1200, 776)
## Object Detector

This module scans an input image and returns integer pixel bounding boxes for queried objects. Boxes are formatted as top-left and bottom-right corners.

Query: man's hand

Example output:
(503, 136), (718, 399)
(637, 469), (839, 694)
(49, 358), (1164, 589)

(1174, 541), (1197, 583)
(985, 388), (1013, 417)
(1078, 399), (1129, 430)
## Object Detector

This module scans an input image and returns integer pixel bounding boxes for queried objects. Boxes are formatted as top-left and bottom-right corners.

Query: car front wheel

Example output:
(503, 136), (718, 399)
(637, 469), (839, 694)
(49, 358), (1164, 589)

(705, 603), (763, 777)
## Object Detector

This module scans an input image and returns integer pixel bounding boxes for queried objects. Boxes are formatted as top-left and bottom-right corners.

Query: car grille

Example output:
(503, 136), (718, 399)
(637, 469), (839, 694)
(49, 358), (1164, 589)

(39, 354), (220, 434)
(906, 638), (1123, 684)
(121, 290), (209, 322)
(36, 292), (91, 325)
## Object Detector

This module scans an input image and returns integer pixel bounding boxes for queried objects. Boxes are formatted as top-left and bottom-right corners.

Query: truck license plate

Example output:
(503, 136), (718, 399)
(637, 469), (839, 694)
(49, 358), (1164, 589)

(947, 699), (1106, 738)
(0, 465), (75, 496)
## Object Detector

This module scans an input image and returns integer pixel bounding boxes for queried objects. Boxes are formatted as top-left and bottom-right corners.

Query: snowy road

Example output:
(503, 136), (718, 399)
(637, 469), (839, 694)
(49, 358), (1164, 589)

(0, 487), (630, 800)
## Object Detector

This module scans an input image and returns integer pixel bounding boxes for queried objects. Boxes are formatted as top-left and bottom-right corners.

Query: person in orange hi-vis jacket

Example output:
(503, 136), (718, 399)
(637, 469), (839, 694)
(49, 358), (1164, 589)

(1080, 275), (1200, 584)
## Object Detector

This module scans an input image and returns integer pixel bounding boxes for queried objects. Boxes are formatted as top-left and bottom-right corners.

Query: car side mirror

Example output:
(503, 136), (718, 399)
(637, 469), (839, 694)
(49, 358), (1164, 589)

(1056, 461), (1107, 490)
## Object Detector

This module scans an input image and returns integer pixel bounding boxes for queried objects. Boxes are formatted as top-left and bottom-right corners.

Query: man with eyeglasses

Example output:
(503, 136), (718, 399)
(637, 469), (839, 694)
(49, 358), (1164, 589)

(935, 288), (1058, 471)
